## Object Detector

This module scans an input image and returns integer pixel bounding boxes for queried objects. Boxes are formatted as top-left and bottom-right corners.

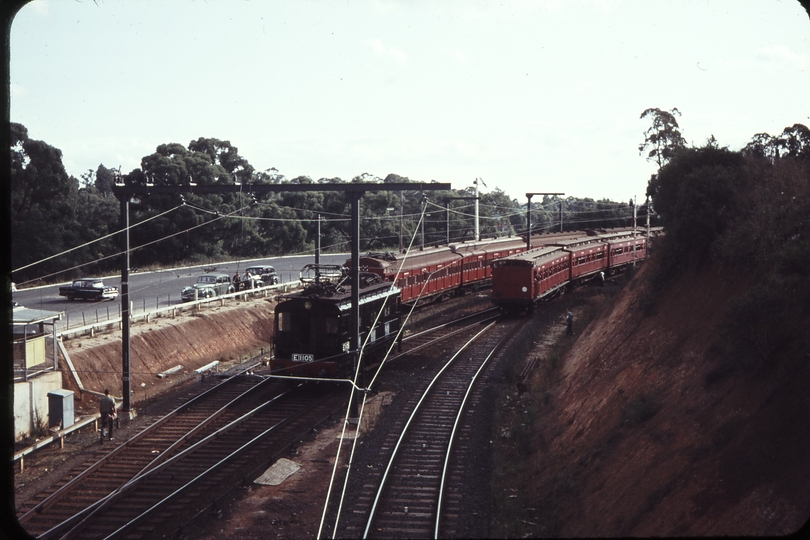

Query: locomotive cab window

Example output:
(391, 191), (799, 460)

(277, 311), (291, 332)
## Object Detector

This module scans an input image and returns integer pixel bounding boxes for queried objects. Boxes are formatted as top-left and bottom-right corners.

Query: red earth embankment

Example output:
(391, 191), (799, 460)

(522, 264), (810, 536)
(59, 300), (275, 405)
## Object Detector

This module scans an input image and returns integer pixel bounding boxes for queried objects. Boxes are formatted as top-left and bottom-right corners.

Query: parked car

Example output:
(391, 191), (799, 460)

(59, 278), (119, 301)
(181, 273), (235, 302)
(244, 266), (279, 285)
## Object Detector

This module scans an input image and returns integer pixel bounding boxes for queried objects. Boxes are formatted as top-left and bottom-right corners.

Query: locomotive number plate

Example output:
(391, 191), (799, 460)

(292, 353), (315, 363)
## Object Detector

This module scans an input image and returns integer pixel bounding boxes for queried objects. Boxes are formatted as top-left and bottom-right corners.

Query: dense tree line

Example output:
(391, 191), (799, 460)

(640, 109), (810, 367)
(10, 123), (636, 286)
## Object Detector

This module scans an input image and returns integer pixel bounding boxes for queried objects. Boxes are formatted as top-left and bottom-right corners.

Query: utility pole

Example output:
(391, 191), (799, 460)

(399, 191), (404, 253)
(646, 195), (652, 251)
(420, 194), (427, 250)
(474, 178), (481, 241)
(444, 196), (479, 244)
(525, 192), (565, 250)
(315, 214), (321, 265)
(350, 192), (361, 395)
(113, 181), (451, 420)
(445, 201), (450, 245)
(119, 195), (133, 417)
(646, 196), (650, 233)
(632, 196), (638, 269)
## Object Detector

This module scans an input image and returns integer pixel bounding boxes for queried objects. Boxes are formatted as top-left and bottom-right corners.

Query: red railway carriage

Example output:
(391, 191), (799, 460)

(449, 236), (527, 286)
(354, 247), (463, 304)
(490, 231), (656, 313)
(550, 237), (610, 281)
(490, 246), (569, 310)
(351, 229), (651, 308)
(606, 236), (647, 270)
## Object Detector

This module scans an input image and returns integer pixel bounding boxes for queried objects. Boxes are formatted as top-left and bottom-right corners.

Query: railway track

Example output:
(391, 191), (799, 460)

(17, 363), (266, 535)
(330, 315), (527, 538)
(16, 362), (347, 540)
(382, 307), (500, 366)
(55, 384), (345, 540)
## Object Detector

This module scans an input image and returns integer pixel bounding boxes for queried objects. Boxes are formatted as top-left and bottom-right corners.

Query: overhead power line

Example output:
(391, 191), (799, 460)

(12, 205), (182, 275)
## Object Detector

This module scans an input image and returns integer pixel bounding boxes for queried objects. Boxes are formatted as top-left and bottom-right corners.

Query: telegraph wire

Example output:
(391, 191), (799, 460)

(12, 205), (183, 275)
(319, 203), (429, 539)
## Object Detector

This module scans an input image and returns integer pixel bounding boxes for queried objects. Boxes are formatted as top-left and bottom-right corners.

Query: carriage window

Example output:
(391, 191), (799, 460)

(277, 312), (291, 332)
(324, 316), (338, 334)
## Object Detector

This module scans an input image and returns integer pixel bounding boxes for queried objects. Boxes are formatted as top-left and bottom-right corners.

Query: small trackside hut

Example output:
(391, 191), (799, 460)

(271, 265), (401, 378)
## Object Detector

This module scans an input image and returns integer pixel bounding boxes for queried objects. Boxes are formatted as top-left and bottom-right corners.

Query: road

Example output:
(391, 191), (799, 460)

(12, 253), (348, 332)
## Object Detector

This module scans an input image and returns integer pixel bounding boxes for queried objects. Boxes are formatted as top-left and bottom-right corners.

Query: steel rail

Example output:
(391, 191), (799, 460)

(385, 309), (500, 364)
(19, 361), (262, 525)
(51, 387), (298, 540)
(434, 323), (524, 538)
(131, 375), (277, 479)
(102, 418), (288, 540)
(362, 322), (497, 539)
(400, 307), (500, 343)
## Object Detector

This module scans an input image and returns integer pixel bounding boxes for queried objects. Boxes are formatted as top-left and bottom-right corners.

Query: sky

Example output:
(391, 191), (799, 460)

(9, 0), (810, 205)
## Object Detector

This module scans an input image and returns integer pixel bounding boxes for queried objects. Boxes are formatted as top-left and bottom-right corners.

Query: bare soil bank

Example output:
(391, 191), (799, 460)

(59, 299), (276, 409)
(493, 263), (810, 536)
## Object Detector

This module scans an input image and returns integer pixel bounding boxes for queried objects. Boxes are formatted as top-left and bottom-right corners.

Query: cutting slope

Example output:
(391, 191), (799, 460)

(515, 263), (810, 536)
(59, 300), (275, 403)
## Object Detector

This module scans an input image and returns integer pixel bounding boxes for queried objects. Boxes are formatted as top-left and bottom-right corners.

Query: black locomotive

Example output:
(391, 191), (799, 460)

(271, 265), (401, 377)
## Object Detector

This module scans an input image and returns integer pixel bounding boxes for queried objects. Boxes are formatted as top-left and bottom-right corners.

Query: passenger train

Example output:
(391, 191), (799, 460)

(491, 233), (650, 314)
(270, 228), (656, 378)
(346, 228), (642, 305)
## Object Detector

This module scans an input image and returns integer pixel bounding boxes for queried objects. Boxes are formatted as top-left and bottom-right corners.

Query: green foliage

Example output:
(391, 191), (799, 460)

(10, 124), (635, 285)
(11, 123), (84, 283)
(742, 124), (810, 162)
(714, 156), (810, 270)
(646, 143), (745, 279)
(644, 114), (810, 376)
(94, 164), (118, 196)
(639, 107), (687, 169)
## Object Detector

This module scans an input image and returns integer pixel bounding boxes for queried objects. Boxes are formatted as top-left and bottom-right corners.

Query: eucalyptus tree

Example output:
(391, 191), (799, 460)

(9, 123), (84, 282)
(479, 188), (521, 238)
(639, 107), (687, 169)
(93, 164), (118, 196)
(129, 140), (258, 265)
(743, 124), (810, 162)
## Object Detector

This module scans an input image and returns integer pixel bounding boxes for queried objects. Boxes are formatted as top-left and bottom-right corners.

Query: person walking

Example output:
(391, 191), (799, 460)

(99, 389), (116, 443)
(566, 310), (574, 335)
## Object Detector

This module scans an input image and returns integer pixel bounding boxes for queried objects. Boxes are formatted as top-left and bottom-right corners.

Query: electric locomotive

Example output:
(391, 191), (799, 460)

(271, 265), (401, 378)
